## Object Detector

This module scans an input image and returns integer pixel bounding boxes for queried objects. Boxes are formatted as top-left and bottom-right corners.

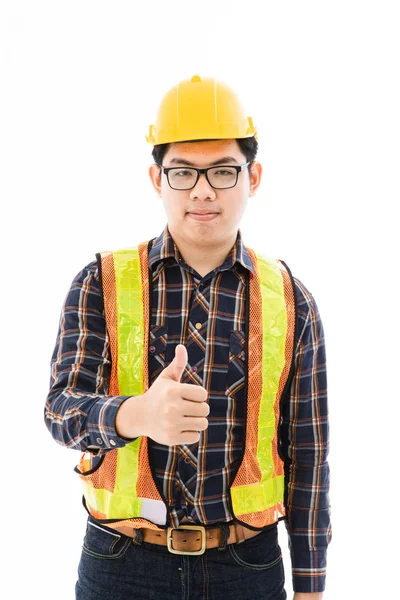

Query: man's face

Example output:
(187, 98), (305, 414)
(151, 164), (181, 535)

(149, 139), (262, 247)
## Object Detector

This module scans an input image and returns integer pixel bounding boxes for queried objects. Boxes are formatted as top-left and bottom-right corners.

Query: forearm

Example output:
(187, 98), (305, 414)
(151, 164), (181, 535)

(45, 387), (138, 453)
(284, 480), (331, 592)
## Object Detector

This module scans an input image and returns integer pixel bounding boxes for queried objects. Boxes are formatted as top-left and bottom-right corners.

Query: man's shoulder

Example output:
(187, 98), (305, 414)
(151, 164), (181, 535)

(292, 275), (314, 314)
(290, 273), (323, 340)
(69, 258), (100, 288)
(83, 258), (99, 274)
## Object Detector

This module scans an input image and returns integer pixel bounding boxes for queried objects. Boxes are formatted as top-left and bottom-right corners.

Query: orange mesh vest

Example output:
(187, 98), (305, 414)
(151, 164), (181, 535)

(74, 240), (296, 531)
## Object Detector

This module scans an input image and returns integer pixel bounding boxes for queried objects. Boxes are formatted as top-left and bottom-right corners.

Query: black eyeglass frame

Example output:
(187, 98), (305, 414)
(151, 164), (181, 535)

(160, 162), (251, 190)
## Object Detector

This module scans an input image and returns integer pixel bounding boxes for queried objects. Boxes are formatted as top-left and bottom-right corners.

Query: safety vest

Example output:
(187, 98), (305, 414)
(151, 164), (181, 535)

(74, 239), (296, 532)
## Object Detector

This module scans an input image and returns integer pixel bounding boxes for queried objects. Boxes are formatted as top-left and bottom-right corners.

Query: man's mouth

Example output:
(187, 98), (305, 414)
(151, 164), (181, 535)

(187, 211), (219, 222)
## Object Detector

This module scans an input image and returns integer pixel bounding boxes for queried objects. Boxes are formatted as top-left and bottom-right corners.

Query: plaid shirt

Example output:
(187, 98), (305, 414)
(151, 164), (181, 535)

(45, 225), (331, 593)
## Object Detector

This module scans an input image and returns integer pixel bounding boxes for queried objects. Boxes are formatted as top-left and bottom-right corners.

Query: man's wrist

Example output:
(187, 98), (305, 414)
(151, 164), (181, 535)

(115, 393), (147, 439)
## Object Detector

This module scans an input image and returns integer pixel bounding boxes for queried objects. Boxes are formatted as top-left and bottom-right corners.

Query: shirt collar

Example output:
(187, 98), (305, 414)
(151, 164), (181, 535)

(148, 224), (254, 276)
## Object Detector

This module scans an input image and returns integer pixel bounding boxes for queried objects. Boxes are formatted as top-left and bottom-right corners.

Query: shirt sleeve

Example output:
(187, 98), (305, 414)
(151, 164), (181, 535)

(44, 259), (138, 455)
(280, 277), (332, 593)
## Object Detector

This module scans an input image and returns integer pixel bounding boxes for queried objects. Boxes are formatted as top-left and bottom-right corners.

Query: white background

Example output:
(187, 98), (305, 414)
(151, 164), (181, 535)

(1, 1), (399, 598)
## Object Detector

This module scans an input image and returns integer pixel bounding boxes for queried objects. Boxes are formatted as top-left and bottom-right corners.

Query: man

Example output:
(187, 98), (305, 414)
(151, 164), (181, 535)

(45, 74), (331, 600)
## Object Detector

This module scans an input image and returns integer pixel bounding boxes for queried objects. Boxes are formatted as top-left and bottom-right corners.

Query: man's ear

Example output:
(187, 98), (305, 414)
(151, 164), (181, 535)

(249, 161), (262, 197)
(149, 163), (162, 197)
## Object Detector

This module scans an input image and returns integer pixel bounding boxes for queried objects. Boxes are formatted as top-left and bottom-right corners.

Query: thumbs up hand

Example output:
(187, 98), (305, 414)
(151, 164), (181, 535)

(139, 344), (209, 446)
(158, 343), (188, 384)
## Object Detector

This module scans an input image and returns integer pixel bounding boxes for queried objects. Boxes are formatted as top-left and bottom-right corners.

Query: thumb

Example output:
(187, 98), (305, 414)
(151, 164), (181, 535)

(161, 344), (188, 382)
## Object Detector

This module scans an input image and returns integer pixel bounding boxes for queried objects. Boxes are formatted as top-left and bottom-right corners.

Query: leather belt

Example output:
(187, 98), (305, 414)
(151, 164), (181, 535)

(107, 521), (262, 555)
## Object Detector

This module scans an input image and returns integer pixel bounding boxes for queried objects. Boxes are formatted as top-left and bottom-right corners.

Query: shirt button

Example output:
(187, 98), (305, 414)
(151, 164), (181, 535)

(149, 346), (156, 353)
(195, 323), (202, 330)
(191, 366), (197, 373)
(184, 457), (191, 463)
(110, 440), (116, 446)
(96, 437), (103, 444)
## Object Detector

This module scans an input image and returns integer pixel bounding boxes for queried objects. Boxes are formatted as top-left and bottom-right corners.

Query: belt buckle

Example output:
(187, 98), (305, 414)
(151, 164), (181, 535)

(167, 525), (206, 555)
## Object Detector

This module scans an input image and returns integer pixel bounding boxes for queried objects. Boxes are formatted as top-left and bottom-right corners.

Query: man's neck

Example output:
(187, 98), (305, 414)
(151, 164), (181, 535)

(172, 230), (238, 279)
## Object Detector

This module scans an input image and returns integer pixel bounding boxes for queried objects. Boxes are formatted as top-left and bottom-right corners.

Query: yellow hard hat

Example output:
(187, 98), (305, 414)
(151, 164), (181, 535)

(146, 74), (258, 145)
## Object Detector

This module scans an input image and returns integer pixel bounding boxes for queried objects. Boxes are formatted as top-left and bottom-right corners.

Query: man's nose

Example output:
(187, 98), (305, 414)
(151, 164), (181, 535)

(189, 173), (217, 199)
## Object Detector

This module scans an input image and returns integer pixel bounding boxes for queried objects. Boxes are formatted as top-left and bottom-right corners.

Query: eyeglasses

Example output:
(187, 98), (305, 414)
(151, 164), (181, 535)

(161, 162), (251, 190)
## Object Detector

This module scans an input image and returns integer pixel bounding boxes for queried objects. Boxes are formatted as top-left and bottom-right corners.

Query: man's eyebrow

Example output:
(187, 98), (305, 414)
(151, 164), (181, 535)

(167, 156), (239, 167)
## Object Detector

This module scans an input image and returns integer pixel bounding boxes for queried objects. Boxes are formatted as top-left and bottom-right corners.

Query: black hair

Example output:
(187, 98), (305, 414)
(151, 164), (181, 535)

(151, 136), (258, 176)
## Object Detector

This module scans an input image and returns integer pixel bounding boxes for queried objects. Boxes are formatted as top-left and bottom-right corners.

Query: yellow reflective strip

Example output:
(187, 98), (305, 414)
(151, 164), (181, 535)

(257, 254), (287, 478)
(100, 247), (145, 519)
(113, 249), (144, 396)
(231, 475), (284, 514)
(113, 439), (143, 516)
(84, 485), (112, 515)
(85, 479), (143, 519)
(231, 254), (287, 517)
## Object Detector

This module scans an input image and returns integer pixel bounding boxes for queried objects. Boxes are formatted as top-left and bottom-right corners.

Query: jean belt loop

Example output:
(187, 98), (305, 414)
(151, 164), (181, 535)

(132, 528), (144, 546)
(216, 523), (230, 551)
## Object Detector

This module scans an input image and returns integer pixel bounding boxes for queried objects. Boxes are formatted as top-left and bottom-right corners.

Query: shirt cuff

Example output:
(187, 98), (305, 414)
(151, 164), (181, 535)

(291, 547), (328, 593)
(86, 395), (139, 453)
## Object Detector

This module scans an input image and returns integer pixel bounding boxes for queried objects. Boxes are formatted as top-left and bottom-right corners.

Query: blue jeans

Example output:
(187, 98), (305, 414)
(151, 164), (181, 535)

(75, 515), (287, 599)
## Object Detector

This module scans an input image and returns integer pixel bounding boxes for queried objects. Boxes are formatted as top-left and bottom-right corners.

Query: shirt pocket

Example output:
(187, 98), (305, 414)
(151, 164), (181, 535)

(225, 329), (246, 397)
(148, 324), (168, 384)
